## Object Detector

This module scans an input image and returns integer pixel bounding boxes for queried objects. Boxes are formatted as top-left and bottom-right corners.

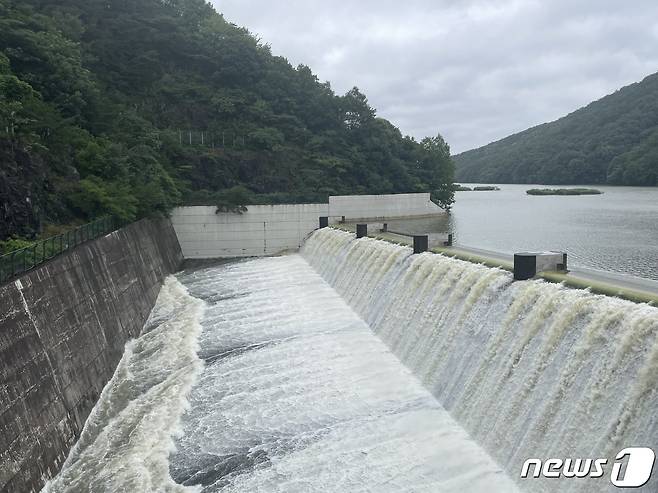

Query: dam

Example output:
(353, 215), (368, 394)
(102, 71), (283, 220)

(1, 195), (657, 492)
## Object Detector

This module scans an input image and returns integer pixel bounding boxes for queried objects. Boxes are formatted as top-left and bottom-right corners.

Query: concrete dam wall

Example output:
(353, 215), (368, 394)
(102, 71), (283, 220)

(0, 218), (182, 492)
(171, 192), (443, 258)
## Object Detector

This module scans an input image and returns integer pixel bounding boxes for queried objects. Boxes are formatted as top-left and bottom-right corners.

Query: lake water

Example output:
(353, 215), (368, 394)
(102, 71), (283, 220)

(391, 185), (658, 281)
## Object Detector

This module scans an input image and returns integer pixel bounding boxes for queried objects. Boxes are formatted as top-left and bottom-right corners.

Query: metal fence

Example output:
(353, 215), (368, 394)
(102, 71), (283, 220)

(0, 216), (119, 284)
(177, 130), (252, 148)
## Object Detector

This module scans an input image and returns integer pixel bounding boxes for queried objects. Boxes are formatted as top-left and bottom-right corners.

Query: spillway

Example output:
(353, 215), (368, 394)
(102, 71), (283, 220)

(43, 228), (657, 492)
(302, 228), (658, 492)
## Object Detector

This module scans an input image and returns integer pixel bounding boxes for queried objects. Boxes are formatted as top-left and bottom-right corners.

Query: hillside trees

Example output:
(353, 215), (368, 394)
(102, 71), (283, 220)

(454, 73), (658, 186)
(0, 0), (455, 240)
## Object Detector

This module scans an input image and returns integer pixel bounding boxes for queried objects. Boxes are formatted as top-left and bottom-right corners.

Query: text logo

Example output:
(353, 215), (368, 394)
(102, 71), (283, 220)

(521, 447), (655, 488)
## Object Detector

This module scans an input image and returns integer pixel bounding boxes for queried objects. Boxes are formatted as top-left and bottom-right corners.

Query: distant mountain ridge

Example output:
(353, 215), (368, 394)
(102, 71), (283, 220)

(454, 72), (658, 185)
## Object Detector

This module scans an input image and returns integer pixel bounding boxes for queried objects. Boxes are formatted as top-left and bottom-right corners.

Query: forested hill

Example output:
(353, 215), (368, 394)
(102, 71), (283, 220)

(454, 72), (658, 186)
(0, 0), (454, 242)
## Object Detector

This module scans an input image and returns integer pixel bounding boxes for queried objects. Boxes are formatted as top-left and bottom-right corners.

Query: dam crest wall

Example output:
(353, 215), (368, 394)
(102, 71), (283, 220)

(171, 192), (443, 258)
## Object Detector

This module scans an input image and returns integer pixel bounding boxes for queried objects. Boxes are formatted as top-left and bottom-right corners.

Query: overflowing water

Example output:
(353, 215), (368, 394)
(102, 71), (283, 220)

(167, 256), (518, 492)
(43, 278), (205, 492)
(44, 229), (657, 492)
(302, 228), (658, 492)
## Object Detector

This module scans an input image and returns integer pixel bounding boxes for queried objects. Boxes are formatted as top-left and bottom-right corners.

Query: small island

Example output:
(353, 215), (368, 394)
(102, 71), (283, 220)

(473, 186), (501, 191)
(454, 185), (501, 191)
(526, 188), (603, 196)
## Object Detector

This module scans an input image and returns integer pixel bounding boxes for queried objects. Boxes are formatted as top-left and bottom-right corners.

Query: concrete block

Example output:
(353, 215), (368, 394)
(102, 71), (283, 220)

(413, 235), (429, 254)
(514, 251), (567, 280)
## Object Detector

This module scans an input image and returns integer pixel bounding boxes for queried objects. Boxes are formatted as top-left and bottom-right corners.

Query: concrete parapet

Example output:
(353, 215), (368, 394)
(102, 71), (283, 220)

(172, 193), (445, 259)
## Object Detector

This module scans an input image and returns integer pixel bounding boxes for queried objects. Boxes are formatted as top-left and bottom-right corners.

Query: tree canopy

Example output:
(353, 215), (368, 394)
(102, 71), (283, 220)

(454, 73), (658, 186)
(0, 0), (454, 241)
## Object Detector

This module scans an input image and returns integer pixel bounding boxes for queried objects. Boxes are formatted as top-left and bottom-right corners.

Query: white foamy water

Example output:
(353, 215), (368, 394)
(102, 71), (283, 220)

(43, 277), (205, 493)
(43, 229), (657, 492)
(169, 256), (519, 492)
(302, 228), (658, 493)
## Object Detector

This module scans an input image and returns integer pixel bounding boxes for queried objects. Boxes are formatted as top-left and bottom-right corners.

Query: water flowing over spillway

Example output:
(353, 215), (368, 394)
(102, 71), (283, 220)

(43, 278), (205, 492)
(302, 228), (658, 492)
(169, 256), (519, 492)
(43, 228), (657, 492)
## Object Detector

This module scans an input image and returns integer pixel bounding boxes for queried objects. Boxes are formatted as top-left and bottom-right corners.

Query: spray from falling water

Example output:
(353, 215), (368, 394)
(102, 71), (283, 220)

(302, 228), (658, 493)
(42, 277), (205, 493)
(42, 229), (656, 493)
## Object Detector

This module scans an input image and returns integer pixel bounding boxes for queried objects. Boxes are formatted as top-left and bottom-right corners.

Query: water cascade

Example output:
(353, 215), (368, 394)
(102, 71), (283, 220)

(43, 278), (205, 492)
(43, 228), (657, 493)
(167, 256), (519, 492)
(301, 228), (658, 492)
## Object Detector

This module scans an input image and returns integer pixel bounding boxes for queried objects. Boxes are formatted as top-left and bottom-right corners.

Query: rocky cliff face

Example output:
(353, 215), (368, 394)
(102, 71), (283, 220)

(0, 138), (44, 240)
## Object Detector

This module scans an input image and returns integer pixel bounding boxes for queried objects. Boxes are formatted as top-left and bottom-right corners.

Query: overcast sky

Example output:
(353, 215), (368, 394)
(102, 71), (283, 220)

(211, 1), (658, 154)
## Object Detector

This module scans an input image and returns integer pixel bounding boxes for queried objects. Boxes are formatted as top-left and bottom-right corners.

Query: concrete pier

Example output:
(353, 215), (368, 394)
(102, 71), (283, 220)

(513, 252), (567, 280)
(413, 235), (429, 254)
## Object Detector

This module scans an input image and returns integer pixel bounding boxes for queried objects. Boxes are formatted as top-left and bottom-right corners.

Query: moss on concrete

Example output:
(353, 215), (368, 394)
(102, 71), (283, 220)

(539, 271), (657, 305)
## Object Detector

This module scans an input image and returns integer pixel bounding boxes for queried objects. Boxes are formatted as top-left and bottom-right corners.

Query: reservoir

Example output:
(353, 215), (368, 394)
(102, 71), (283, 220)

(388, 184), (658, 280)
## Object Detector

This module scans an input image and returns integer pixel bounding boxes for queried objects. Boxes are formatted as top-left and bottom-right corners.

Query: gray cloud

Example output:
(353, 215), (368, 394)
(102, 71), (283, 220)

(211, 0), (658, 153)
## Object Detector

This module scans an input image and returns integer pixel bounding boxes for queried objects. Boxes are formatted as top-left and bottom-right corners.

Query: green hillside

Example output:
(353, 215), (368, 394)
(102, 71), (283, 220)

(454, 73), (658, 186)
(0, 0), (454, 242)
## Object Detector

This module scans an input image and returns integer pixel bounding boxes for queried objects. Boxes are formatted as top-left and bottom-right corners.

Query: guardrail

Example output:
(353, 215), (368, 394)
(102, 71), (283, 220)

(0, 216), (119, 284)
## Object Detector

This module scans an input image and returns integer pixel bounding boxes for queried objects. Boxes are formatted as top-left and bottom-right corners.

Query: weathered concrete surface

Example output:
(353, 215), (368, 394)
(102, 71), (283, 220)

(171, 193), (446, 259)
(172, 203), (328, 258)
(328, 192), (442, 221)
(0, 218), (182, 493)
